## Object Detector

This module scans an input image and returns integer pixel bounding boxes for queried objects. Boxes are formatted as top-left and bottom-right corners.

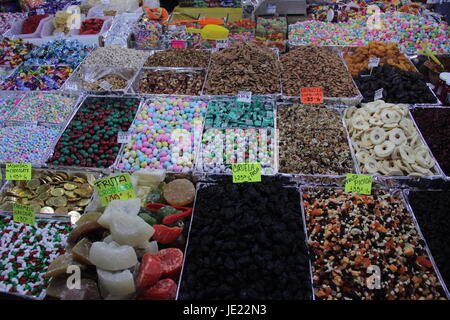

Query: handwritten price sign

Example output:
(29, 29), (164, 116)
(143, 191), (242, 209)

(6, 163), (32, 180)
(93, 173), (136, 206)
(13, 204), (35, 225)
(301, 88), (324, 104)
(232, 163), (261, 183)
(345, 174), (373, 195)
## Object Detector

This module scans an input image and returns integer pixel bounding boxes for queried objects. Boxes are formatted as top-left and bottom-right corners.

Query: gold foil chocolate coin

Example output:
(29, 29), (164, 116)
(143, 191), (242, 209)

(51, 188), (65, 197)
(64, 183), (77, 191)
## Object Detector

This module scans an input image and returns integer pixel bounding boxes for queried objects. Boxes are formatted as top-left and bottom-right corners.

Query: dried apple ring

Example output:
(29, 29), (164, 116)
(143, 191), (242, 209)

(382, 160), (403, 176)
(399, 145), (415, 163)
(380, 109), (401, 124)
(415, 148), (435, 169)
(356, 150), (370, 163)
(352, 116), (369, 131)
(364, 157), (379, 174)
(374, 141), (395, 158)
(411, 164), (430, 175)
(388, 128), (406, 145)
(370, 128), (386, 145)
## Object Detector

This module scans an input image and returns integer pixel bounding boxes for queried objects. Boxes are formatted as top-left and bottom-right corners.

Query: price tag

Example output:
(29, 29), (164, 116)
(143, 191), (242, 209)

(237, 91), (252, 103)
(117, 131), (131, 144)
(345, 174), (373, 195)
(301, 87), (324, 104)
(374, 88), (384, 100)
(368, 57), (380, 68)
(13, 204), (35, 226)
(99, 80), (113, 91)
(232, 163), (261, 183)
(6, 163), (32, 180)
(216, 38), (229, 49)
(172, 40), (185, 48)
(36, 9), (45, 15)
(93, 173), (137, 206)
(267, 4), (277, 14)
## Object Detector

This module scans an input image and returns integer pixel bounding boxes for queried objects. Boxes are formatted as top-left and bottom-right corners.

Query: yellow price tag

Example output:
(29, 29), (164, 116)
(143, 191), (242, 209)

(232, 163), (261, 183)
(13, 203), (35, 225)
(345, 174), (373, 195)
(93, 173), (137, 206)
(6, 163), (32, 180)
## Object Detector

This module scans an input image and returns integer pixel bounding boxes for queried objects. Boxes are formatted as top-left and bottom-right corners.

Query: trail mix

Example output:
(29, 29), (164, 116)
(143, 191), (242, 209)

(303, 188), (447, 300)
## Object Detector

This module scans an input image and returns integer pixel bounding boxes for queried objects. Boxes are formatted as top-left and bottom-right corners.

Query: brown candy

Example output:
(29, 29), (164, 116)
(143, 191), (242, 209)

(281, 46), (358, 97)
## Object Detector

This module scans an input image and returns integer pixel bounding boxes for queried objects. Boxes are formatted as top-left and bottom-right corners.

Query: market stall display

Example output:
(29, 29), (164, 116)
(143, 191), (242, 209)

(8, 92), (79, 124)
(178, 178), (312, 300)
(280, 46), (359, 99)
(344, 101), (440, 177)
(278, 104), (354, 175)
(116, 96), (206, 172)
(0, 0), (450, 303)
(132, 69), (206, 95)
(0, 169), (96, 215)
(354, 64), (438, 104)
(204, 42), (281, 95)
(407, 190), (450, 289)
(0, 124), (61, 165)
(411, 108), (450, 176)
(48, 96), (140, 168)
(0, 216), (72, 299)
(303, 188), (447, 300)
(0, 65), (73, 91)
(144, 48), (210, 69)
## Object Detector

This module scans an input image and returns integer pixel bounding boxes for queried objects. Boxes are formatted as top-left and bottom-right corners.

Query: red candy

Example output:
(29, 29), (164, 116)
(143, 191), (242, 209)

(140, 279), (177, 300)
(156, 248), (183, 280)
(79, 18), (104, 35)
(136, 253), (163, 288)
(21, 14), (48, 34)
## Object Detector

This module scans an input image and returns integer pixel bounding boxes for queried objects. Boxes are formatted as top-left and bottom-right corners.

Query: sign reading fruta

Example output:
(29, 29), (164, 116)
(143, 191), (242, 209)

(93, 173), (136, 206)
(301, 87), (324, 104)
(232, 163), (261, 183)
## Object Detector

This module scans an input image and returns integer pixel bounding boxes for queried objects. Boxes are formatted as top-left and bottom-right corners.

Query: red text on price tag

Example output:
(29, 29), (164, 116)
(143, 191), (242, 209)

(301, 87), (324, 104)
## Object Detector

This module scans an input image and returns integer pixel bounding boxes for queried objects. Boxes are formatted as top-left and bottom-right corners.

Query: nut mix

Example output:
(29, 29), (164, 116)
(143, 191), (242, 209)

(137, 70), (204, 95)
(303, 188), (447, 300)
(144, 48), (210, 69)
(281, 46), (359, 97)
(82, 74), (128, 91)
(344, 101), (438, 176)
(278, 104), (354, 175)
(204, 42), (281, 95)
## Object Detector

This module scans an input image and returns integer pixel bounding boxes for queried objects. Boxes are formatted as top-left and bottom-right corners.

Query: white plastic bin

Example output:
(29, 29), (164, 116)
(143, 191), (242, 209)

(7, 15), (53, 39)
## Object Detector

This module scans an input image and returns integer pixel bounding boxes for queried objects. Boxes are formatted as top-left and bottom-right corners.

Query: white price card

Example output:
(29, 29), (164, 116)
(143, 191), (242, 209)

(99, 80), (113, 91)
(118, 131), (131, 144)
(368, 57), (380, 68)
(237, 91), (252, 103)
(216, 38), (229, 49)
(36, 9), (45, 15)
(374, 88), (384, 101)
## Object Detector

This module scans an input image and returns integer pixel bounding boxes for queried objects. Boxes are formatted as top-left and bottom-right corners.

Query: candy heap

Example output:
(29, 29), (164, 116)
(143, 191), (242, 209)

(0, 94), (23, 121)
(0, 12), (27, 35)
(0, 125), (61, 165)
(117, 97), (207, 172)
(24, 39), (93, 68)
(0, 216), (71, 299)
(21, 14), (49, 34)
(79, 18), (105, 35)
(49, 96), (140, 168)
(200, 128), (275, 174)
(9, 93), (78, 124)
(0, 38), (34, 68)
(1, 65), (73, 91)
(288, 12), (450, 54)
